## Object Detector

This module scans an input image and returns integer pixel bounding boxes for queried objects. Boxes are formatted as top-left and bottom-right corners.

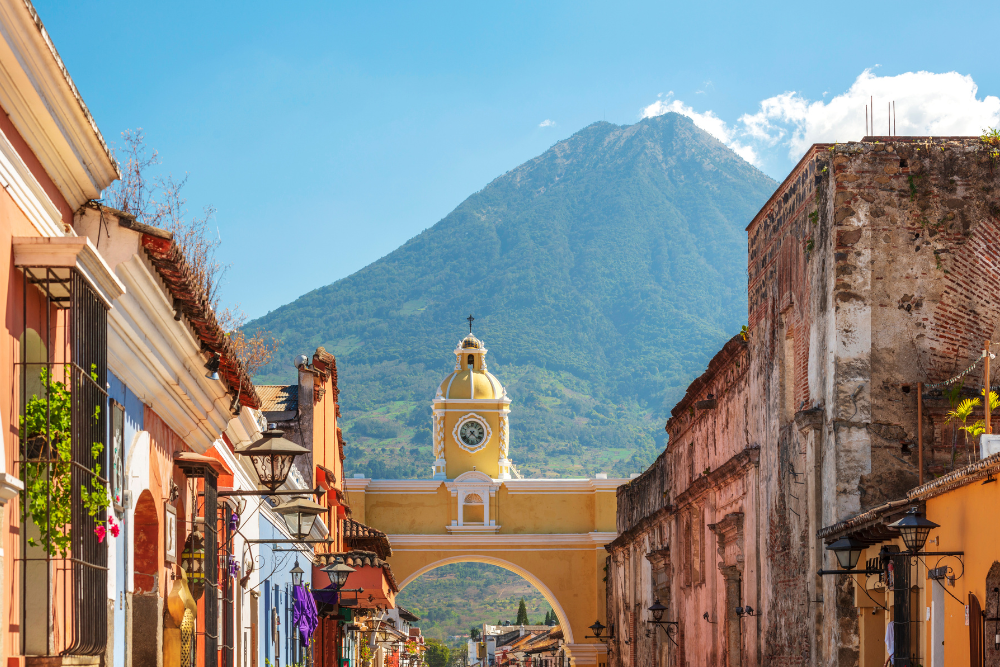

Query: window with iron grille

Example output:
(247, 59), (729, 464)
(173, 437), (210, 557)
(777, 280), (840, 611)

(17, 267), (109, 657)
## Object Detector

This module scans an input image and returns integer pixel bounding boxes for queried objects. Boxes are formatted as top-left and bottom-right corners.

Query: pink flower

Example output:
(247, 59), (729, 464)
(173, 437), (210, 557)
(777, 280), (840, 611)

(94, 525), (106, 543)
(109, 521), (120, 538)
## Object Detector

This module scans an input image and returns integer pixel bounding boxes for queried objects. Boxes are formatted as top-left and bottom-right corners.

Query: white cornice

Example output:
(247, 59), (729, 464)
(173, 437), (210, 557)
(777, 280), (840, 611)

(355, 479), (444, 495)
(12, 235), (125, 306)
(0, 120), (62, 236)
(501, 478), (627, 494)
(0, 0), (118, 210)
(107, 254), (235, 453)
(344, 478), (371, 492)
(387, 532), (617, 549)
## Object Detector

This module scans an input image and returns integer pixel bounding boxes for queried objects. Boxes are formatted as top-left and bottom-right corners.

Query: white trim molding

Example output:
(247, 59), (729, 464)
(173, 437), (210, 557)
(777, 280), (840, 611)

(0, 0), (119, 210)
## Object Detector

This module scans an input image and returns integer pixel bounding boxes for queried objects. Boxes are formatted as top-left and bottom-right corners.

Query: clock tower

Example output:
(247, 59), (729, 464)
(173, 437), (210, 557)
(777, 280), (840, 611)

(431, 329), (512, 479)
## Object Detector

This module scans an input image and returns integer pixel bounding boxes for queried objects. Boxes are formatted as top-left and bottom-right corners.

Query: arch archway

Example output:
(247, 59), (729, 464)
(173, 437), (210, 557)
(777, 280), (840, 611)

(133, 489), (159, 594)
(398, 555), (576, 644)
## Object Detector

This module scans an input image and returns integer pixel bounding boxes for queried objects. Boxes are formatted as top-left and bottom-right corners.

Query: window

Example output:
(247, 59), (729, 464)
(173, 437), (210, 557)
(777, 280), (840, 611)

(17, 267), (110, 656)
(468, 354), (475, 368)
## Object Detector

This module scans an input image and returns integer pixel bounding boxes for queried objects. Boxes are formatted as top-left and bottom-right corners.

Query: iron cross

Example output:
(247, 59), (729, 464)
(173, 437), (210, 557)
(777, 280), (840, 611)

(467, 314), (475, 333)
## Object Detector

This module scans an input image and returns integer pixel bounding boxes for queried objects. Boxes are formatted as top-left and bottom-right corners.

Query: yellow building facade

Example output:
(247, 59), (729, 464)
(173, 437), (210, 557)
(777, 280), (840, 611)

(819, 451), (1000, 667)
(345, 331), (626, 666)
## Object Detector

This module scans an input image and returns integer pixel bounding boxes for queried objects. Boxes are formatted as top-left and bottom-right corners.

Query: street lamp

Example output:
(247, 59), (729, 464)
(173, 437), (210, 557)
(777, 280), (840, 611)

(234, 429), (309, 492)
(290, 558), (304, 587)
(273, 497), (327, 540)
(587, 621), (604, 638)
(888, 506), (939, 552)
(645, 599), (678, 646)
(648, 599), (667, 622)
(827, 536), (868, 570)
(322, 556), (356, 589)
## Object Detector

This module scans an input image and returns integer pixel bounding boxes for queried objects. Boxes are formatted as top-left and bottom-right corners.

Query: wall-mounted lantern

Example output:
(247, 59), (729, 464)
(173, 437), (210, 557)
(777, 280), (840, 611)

(645, 599), (679, 645)
(888, 506), (939, 553)
(234, 429), (309, 492)
(290, 558), (305, 587)
(273, 497), (327, 540)
(322, 556), (356, 589)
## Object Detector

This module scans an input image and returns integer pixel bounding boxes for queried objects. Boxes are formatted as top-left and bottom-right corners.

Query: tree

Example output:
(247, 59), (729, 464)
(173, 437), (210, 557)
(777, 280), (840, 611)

(424, 638), (450, 667)
(515, 598), (529, 625)
(470, 626), (481, 640)
(104, 129), (279, 377)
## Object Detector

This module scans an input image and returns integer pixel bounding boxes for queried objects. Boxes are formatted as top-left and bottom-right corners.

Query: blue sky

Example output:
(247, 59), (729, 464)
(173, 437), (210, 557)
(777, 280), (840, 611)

(36, 0), (1000, 318)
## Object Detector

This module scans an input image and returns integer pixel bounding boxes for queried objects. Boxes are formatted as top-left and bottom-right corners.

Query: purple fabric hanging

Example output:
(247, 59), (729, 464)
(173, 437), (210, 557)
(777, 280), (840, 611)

(293, 584), (319, 643)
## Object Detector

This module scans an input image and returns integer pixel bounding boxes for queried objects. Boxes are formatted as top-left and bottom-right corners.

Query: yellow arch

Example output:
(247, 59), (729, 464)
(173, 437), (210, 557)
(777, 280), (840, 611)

(398, 554), (577, 644)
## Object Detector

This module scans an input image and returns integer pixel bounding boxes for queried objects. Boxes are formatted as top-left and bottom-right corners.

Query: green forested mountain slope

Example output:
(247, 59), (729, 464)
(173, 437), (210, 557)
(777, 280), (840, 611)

(249, 113), (776, 478)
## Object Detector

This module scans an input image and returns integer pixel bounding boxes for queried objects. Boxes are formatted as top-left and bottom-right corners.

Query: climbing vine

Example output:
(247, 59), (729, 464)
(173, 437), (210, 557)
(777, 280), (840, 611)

(20, 366), (109, 557)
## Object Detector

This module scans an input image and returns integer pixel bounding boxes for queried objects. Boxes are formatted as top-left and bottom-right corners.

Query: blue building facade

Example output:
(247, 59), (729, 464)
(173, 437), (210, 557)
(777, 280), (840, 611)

(259, 510), (314, 667)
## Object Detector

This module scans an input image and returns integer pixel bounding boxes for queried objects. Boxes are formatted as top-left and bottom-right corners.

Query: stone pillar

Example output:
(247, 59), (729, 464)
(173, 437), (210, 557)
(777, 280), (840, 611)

(710, 513), (746, 667)
(719, 565), (743, 667)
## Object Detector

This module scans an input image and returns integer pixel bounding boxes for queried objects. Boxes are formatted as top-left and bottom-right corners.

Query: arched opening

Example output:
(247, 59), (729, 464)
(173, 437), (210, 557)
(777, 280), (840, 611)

(462, 493), (484, 525)
(467, 354), (475, 369)
(397, 555), (575, 646)
(134, 489), (160, 594)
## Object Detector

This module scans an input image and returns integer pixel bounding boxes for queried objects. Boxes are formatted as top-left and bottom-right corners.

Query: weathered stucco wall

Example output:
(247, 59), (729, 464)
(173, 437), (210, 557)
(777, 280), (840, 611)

(610, 136), (1000, 667)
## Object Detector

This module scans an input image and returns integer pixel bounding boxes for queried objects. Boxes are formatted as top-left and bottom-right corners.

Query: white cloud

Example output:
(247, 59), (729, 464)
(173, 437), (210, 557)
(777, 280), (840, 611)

(640, 70), (1000, 170)
(539, 119), (556, 128)
(641, 94), (758, 164)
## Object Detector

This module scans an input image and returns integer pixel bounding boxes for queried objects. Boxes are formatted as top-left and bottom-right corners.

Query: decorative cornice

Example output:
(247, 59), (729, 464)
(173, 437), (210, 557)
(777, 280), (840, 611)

(0, 0), (118, 209)
(708, 512), (745, 571)
(673, 446), (760, 507)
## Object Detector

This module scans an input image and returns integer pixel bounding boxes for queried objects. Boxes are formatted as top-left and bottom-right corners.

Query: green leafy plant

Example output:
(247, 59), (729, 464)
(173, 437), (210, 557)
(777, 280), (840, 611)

(982, 127), (1000, 172)
(20, 366), (109, 557)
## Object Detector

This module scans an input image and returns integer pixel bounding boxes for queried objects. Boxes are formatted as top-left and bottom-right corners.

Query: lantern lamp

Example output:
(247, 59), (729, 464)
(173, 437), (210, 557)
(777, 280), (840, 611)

(290, 558), (304, 587)
(888, 506), (939, 553)
(205, 353), (221, 381)
(648, 599), (667, 623)
(588, 620), (605, 638)
(181, 526), (206, 600)
(234, 429), (308, 492)
(827, 536), (867, 570)
(322, 556), (356, 589)
(273, 497), (327, 540)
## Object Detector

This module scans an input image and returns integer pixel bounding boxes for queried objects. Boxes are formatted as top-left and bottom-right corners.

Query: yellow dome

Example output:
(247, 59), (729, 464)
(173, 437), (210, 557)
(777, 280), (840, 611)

(439, 369), (504, 400)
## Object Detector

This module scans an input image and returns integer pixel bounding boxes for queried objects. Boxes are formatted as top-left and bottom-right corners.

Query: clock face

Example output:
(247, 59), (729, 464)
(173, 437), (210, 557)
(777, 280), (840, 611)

(459, 420), (486, 447)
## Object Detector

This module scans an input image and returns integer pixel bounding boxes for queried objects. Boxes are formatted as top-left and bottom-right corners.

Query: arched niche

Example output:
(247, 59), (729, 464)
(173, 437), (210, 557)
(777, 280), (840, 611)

(134, 489), (160, 595)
